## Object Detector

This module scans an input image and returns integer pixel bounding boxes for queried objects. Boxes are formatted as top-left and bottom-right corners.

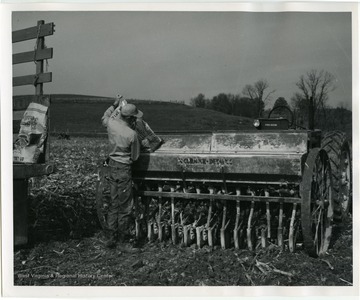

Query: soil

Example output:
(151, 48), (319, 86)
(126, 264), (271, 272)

(13, 138), (354, 287)
(13, 222), (353, 286)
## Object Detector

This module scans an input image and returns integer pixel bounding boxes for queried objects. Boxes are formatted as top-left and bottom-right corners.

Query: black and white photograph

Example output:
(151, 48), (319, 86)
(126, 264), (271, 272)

(1, 1), (359, 298)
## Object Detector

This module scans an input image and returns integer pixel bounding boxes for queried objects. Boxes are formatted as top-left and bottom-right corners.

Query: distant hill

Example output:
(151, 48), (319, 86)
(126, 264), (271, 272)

(14, 94), (113, 102)
(14, 94), (254, 135)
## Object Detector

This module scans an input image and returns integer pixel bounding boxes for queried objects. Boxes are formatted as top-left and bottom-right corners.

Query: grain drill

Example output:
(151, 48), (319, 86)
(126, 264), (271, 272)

(97, 107), (352, 257)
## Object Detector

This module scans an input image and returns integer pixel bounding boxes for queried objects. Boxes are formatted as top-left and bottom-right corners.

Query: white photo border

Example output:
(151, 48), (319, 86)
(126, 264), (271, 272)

(1, 1), (359, 298)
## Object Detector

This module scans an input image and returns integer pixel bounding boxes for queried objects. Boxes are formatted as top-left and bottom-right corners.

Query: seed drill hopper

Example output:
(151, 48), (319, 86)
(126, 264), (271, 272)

(97, 107), (352, 257)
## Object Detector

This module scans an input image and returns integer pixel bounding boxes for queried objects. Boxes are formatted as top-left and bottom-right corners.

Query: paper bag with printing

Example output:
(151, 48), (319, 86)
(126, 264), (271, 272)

(13, 102), (48, 163)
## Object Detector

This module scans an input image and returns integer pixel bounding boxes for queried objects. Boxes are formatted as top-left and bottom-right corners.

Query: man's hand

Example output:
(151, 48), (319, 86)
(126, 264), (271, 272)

(113, 95), (123, 107)
(141, 138), (152, 152)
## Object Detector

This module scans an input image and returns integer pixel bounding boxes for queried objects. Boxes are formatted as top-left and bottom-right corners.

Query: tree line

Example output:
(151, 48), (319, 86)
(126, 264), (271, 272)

(190, 69), (351, 132)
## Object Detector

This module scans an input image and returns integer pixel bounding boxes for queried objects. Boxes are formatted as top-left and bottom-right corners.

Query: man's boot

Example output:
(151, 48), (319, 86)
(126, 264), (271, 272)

(117, 243), (141, 254)
(117, 232), (140, 253)
(105, 238), (116, 249)
(105, 230), (117, 249)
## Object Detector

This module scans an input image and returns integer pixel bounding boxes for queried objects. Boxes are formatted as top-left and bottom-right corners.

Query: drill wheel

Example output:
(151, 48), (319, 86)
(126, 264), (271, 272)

(301, 148), (334, 257)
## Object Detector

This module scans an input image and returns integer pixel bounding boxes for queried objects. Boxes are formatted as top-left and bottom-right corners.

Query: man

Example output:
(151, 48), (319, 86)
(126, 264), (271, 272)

(114, 95), (164, 152)
(101, 98), (142, 252)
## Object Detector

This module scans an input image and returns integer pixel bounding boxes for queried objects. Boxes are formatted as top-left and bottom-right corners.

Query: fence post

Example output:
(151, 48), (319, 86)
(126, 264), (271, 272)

(14, 179), (29, 245)
(35, 20), (45, 96)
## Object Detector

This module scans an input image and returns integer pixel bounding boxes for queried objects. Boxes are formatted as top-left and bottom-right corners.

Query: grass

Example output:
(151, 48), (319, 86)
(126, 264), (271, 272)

(43, 95), (254, 134)
(15, 94), (352, 138)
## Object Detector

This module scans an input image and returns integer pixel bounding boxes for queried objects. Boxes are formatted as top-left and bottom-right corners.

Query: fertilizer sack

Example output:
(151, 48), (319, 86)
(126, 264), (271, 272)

(119, 99), (163, 152)
(13, 102), (48, 163)
(135, 119), (163, 152)
(110, 98), (163, 152)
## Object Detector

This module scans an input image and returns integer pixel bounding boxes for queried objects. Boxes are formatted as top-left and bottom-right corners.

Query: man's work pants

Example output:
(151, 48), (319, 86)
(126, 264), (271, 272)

(107, 160), (133, 243)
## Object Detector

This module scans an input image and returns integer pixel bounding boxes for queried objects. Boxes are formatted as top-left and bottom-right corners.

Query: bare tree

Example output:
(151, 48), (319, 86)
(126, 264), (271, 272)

(291, 92), (308, 128)
(295, 69), (336, 128)
(242, 84), (257, 100)
(242, 79), (275, 117)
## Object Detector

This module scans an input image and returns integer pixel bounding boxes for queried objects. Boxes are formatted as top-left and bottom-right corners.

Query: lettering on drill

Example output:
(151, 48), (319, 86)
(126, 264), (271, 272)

(177, 157), (233, 167)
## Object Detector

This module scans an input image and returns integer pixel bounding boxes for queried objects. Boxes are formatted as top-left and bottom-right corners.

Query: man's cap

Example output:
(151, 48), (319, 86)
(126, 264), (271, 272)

(120, 103), (143, 118)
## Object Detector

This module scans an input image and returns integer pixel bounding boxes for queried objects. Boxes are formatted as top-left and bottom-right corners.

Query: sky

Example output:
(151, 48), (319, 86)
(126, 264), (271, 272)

(11, 9), (353, 109)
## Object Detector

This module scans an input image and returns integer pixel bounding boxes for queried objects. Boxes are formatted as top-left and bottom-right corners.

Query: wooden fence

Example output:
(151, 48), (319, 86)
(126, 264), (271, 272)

(13, 20), (55, 246)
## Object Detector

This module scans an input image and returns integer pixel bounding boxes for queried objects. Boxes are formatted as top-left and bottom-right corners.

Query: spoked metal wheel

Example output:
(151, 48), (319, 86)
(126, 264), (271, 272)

(321, 131), (352, 221)
(339, 144), (352, 215)
(301, 148), (334, 257)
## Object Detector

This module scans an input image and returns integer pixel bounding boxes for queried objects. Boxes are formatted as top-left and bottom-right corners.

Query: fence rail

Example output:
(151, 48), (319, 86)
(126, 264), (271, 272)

(13, 48), (53, 65)
(12, 22), (55, 43)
